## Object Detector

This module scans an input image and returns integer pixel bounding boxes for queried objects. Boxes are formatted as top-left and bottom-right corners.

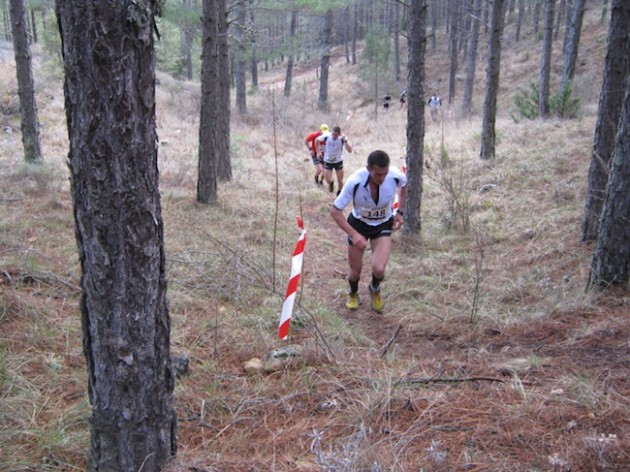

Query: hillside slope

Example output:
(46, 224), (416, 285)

(1, 7), (628, 471)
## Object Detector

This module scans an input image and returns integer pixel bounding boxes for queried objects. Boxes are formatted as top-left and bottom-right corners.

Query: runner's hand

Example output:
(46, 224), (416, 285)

(351, 233), (368, 250)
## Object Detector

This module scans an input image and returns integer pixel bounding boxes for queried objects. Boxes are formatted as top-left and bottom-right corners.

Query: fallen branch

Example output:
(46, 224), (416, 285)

(395, 375), (508, 386)
(379, 324), (402, 358)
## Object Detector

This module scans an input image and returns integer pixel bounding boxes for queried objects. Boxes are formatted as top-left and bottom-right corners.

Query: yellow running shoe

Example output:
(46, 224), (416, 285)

(369, 285), (384, 313)
(346, 292), (359, 310)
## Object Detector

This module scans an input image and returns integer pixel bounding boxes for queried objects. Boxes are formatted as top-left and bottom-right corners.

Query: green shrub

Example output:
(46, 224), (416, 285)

(513, 81), (540, 119)
(550, 82), (581, 118)
(513, 80), (581, 120)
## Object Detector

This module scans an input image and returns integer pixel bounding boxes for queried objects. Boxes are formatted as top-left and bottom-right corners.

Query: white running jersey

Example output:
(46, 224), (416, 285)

(316, 133), (346, 163)
(333, 167), (407, 226)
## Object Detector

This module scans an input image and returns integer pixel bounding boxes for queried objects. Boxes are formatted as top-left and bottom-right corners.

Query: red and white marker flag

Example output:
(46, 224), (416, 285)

(278, 216), (307, 340)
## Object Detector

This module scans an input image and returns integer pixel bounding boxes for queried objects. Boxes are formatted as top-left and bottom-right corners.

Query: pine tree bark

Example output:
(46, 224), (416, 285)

(515, 0), (525, 41)
(216, 0), (231, 182)
(480, 0), (507, 160)
(447, 0), (460, 105)
(393, 0), (401, 82)
(10, 0), (42, 163)
(582, 0), (630, 241)
(56, 2), (177, 470)
(589, 75), (630, 288)
(318, 9), (333, 110)
(198, 0), (220, 203)
(462, 0), (481, 117)
(249, 1), (258, 88)
(235, 0), (247, 114)
(403, 0), (427, 239)
(560, 0), (586, 93)
(284, 9), (297, 97)
(539, 0), (555, 117)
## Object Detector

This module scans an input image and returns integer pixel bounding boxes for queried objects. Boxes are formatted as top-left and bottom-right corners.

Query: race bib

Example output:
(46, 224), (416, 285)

(360, 206), (387, 220)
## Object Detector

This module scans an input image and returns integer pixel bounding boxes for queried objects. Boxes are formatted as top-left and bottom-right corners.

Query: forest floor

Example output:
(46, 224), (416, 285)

(1, 7), (630, 472)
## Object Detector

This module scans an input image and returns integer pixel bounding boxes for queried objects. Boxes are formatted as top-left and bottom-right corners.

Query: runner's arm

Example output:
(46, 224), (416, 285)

(393, 185), (408, 231)
(343, 137), (353, 153)
(330, 205), (366, 249)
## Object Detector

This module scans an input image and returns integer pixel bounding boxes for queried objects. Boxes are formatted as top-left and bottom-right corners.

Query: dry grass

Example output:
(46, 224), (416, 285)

(2, 9), (630, 471)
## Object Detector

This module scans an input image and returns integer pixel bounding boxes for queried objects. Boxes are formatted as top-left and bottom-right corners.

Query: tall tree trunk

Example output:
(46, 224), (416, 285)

(198, 0), (220, 203)
(430, 0), (437, 52)
(589, 74), (630, 288)
(403, 0), (427, 239)
(284, 9), (297, 97)
(216, 0), (231, 182)
(235, 0), (247, 114)
(393, 0), (401, 82)
(533, 0), (542, 32)
(249, 0), (258, 88)
(4, 0), (12, 41)
(560, 0), (586, 94)
(554, 0), (566, 40)
(318, 9), (333, 110)
(181, 0), (193, 81)
(352, 2), (358, 64)
(55, 2), (177, 470)
(582, 0), (630, 241)
(30, 7), (37, 43)
(10, 0), (42, 163)
(483, 0), (490, 33)
(462, 0), (482, 117)
(539, 0), (555, 117)
(515, 0), (525, 41)
(480, 0), (507, 160)
(447, 0), (460, 105)
(341, 6), (349, 63)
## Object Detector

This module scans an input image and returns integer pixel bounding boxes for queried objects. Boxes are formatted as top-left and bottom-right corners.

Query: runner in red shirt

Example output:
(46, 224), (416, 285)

(304, 124), (328, 186)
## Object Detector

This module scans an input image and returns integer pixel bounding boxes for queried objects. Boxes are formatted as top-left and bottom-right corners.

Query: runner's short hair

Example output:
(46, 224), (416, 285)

(367, 150), (390, 168)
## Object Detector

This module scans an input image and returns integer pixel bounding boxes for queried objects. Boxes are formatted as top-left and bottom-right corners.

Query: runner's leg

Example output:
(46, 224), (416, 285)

(336, 167), (344, 191)
(347, 243), (364, 286)
(370, 236), (392, 281)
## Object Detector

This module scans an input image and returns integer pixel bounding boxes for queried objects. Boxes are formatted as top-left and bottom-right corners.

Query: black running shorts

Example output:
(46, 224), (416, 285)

(347, 214), (394, 245)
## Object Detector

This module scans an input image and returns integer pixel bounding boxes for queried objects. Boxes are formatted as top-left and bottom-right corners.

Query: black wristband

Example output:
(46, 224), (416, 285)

(397, 209), (404, 216)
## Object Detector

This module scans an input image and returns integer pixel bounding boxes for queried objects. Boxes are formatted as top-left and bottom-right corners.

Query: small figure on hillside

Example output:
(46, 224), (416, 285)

(428, 94), (442, 121)
(304, 123), (328, 186)
(330, 150), (407, 314)
(316, 126), (353, 195)
(399, 89), (407, 109)
(383, 94), (392, 111)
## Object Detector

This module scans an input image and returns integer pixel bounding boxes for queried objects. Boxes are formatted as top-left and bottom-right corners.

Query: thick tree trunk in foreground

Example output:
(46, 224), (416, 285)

(56, 1), (176, 470)
(403, 0), (427, 239)
(582, 0), (630, 241)
(589, 75), (630, 288)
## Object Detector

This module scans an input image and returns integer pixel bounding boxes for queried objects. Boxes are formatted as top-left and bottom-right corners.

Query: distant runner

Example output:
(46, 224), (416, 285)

(399, 89), (407, 109)
(316, 126), (353, 195)
(304, 124), (328, 186)
(428, 95), (441, 121)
